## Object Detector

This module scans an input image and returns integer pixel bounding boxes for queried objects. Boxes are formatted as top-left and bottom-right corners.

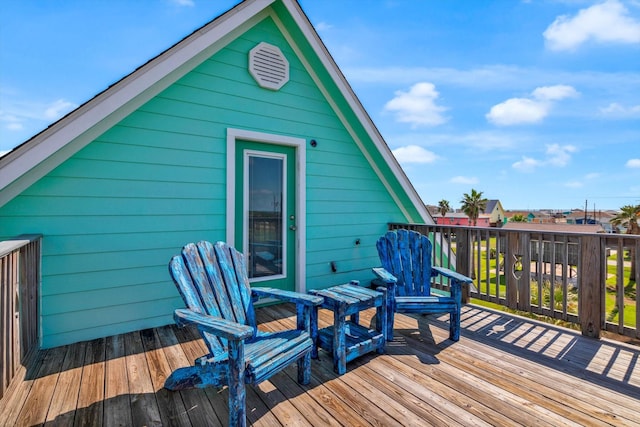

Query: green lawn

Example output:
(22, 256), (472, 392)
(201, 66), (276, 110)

(466, 241), (636, 329)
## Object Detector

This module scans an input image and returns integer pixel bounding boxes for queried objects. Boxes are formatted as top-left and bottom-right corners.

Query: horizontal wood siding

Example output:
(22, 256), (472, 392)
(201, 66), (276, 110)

(0, 15), (416, 347)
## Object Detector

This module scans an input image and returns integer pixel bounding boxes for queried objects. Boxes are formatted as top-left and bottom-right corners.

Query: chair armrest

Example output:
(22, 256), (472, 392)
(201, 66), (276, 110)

(432, 266), (478, 292)
(372, 267), (398, 284)
(174, 308), (254, 340)
(252, 287), (324, 306)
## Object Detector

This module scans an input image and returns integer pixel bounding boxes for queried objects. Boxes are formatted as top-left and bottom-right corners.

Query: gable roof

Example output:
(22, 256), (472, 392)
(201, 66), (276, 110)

(0, 0), (431, 223)
(484, 199), (500, 213)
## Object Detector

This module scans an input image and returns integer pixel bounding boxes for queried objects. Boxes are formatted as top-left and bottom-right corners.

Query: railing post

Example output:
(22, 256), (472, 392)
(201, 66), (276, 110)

(579, 235), (602, 338)
(504, 231), (531, 311)
(455, 228), (472, 303)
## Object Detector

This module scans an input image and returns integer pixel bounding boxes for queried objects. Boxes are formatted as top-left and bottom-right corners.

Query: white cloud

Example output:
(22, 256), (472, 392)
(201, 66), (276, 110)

(316, 22), (333, 32)
(566, 172), (600, 187)
(512, 156), (541, 173)
(170, 0), (195, 6)
(0, 98), (77, 135)
(0, 150), (9, 157)
(532, 85), (579, 101)
(450, 176), (478, 185)
(544, 0), (640, 51)
(600, 102), (640, 118)
(546, 144), (577, 167)
(44, 99), (76, 120)
(384, 82), (448, 127)
(512, 144), (578, 172)
(486, 98), (548, 126)
(0, 111), (24, 131)
(486, 85), (579, 126)
(391, 145), (438, 164)
(626, 158), (640, 168)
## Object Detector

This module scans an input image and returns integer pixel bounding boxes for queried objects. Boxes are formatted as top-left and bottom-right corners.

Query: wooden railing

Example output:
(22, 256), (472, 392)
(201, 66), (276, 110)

(0, 234), (41, 401)
(389, 223), (640, 340)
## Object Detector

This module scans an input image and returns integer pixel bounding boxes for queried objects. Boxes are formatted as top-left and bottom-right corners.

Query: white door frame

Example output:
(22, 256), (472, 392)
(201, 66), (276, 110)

(226, 128), (306, 293)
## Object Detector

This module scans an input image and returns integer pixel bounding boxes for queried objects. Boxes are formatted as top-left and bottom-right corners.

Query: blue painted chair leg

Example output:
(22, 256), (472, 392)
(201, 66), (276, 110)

(450, 310), (460, 341)
(386, 301), (395, 341)
(227, 340), (246, 427)
(376, 309), (385, 354)
(298, 352), (311, 384)
(450, 280), (462, 341)
(309, 306), (319, 359)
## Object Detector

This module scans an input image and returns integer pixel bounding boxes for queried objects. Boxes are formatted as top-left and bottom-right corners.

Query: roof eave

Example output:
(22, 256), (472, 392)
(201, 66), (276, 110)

(0, 0), (275, 208)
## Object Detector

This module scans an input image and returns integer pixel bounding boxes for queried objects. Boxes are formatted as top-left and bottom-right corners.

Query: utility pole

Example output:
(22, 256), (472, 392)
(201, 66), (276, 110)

(584, 199), (587, 224)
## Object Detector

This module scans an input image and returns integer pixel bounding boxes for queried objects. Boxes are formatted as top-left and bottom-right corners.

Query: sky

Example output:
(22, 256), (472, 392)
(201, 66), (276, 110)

(1, 0), (639, 212)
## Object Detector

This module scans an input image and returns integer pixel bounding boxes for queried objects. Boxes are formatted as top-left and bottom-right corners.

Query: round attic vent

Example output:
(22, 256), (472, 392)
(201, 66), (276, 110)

(249, 42), (289, 90)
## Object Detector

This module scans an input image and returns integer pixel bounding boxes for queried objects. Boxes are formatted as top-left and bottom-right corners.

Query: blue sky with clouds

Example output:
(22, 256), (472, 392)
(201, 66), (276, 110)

(1, 0), (639, 211)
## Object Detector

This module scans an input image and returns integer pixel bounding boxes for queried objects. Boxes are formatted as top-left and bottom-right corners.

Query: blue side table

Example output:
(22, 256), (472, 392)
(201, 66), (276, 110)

(309, 281), (387, 375)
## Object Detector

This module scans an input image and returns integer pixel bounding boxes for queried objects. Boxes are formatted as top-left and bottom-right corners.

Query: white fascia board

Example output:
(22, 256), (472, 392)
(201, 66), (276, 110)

(0, 0), (275, 208)
(278, 0), (433, 225)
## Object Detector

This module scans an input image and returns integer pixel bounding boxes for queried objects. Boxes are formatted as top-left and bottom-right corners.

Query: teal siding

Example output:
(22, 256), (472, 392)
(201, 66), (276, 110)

(0, 15), (413, 347)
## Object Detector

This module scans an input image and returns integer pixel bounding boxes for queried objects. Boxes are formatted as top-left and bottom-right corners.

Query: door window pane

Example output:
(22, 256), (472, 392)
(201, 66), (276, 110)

(247, 155), (284, 278)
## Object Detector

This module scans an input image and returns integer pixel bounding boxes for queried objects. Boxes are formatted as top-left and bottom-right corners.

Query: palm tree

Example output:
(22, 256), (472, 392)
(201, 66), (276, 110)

(460, 189), (488, 226)
(610, 204), (640, 279)
(438, 199), (450, 222)
(460, 189), (488, 279)
(510, 214), (527, 222)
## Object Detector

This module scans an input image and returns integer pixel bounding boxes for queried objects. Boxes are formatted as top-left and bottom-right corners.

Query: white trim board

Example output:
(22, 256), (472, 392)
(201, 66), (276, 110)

(226, 128), (307, 293)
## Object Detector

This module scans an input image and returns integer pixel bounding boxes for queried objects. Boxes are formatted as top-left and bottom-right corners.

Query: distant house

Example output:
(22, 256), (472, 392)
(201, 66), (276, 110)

(484, 199), (506, 227)
(433, 212), (491, 227)
(433, 199), (504, 227)
(0, 0), (432, 348)
(502, 222), (605, 234)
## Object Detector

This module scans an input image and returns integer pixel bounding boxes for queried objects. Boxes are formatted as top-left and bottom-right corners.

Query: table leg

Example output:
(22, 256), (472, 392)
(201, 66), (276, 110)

(333, 302), (346, 375)
(349, 312), (359, 324)
(310, 306), (319, 359)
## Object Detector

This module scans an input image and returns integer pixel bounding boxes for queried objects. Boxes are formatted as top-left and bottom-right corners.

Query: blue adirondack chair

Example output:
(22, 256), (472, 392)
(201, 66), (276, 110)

(373, 229), (473, 342)
(165, 240), (323, 427)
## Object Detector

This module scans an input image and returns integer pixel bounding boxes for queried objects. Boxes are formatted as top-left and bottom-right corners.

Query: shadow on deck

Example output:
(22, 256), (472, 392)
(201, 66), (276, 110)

(1, 305), (639, 426)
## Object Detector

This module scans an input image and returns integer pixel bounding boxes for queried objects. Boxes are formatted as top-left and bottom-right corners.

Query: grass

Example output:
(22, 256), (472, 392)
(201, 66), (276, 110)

(465, 242), (636, 329)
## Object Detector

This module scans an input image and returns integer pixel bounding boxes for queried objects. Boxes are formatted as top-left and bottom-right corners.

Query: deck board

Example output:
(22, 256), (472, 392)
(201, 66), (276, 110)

(1, 304), (639, 427)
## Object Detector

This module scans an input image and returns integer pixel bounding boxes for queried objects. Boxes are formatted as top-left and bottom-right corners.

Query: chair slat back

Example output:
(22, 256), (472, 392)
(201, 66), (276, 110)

(376, 229), (433, 297)
(169, 241), (257, 357)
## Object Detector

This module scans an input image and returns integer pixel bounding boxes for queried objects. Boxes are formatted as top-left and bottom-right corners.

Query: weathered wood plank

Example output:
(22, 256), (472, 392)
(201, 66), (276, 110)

(73, 338), (106, 427)
(264, 304), (424, 426)
(44, 341), (87, 426)
(256, 309), (364, 427)
(124, 331), (163, 427)
(2, 304), (639, 427)
(14, 345), (67, 426)
(156, 325), (224, 427)
(140, 328), (191, 426)
(419, 309), (640, 425)
(355, 355), (494, 427)
(0, 346), (42, 426)
(254, 310), (342, 427)
(103, 334), (132, 427)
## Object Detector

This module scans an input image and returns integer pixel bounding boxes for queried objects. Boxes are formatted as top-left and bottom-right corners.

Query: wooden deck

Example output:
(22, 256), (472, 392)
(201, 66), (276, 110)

(1, 304), (640, 426)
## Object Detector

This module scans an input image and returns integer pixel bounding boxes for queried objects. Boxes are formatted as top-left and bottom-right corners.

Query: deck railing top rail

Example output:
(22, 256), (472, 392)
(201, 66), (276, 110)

(0, 234), (42, 258)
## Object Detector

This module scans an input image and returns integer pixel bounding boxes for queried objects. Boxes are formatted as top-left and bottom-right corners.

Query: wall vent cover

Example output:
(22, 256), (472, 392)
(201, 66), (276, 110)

(249, 42), (289, 90)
